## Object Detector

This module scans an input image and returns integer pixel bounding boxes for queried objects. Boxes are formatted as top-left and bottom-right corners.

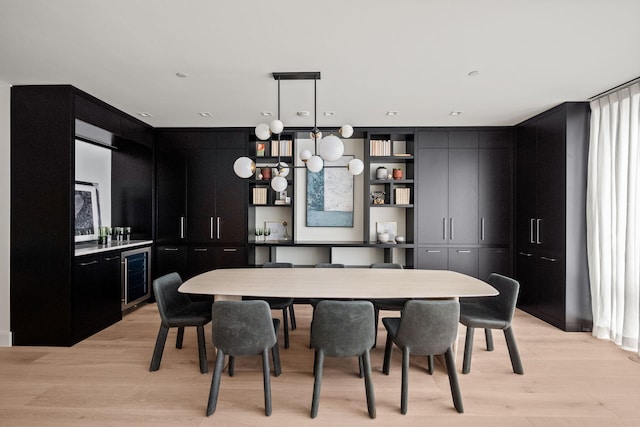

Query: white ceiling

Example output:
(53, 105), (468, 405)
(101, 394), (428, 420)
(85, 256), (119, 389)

(1, 0), (639, 129)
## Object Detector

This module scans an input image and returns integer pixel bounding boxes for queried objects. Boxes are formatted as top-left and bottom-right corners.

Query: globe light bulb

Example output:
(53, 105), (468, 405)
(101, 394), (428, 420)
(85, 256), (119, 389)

(339, 124), (354, 138)
(306, 155), (324, 173)
(276, 161), (289, 178)
(233, 157), (255, 178)
(318, 134), (344, 162)
(347, 158), (364, 175)
(269, 119), (284, 134)
(299, 149), (312, 162)
(255, 123), (271, 140)
(270, 176), (288, 192)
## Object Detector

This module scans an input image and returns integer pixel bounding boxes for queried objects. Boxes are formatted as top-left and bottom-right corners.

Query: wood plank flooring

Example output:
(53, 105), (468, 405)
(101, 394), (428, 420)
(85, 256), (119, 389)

(1, 303), (640, 426)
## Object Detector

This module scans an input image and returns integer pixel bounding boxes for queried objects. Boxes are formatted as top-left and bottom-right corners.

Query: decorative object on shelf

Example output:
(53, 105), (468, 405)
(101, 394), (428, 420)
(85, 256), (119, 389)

(393, 168), (403, 180)
(264, 221), (287, 241)
(74, 181), (101, 243)
(371, 191), (386, 205)
(281, 221), (291, 241)
(98, 226), (110, 245)
(395, 236), (405, 243)
(233, 72), (363, 184)
(254, 227), (263, 241)
(307, 156), (354, 227)
(395, 188), (411, 205)
(377, 231), (390, 243)
(256, 143), (265, 157)
(376, 166), (388, 180)
(261, 167), (272, 180)
(376, 222), (398, 242)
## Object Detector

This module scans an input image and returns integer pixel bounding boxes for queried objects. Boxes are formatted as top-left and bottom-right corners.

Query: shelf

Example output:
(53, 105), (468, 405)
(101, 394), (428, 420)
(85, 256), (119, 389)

(370, 204), (414, 208)
(369, 155), (414, 162)
(370, 179), (414, 185)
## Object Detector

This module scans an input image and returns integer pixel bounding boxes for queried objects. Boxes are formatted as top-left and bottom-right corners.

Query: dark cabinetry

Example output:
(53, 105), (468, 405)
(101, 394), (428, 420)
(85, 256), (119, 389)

(10, 85), (153, 346)
(155, 129), (248, 277)
(514, 102), (592, 331)
(74, 252), (122, 343)
(416, 129), (513, 279)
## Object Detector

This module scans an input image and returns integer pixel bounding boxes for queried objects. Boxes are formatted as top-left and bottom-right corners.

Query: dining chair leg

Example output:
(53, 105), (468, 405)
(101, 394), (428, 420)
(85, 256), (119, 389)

(427, 354), (434, 375)
(382, 332), (394, 375)
(176, 326), (185, 349)
(289, 305), (297, 330)
(262, 349), (272, 416)
(196, 325), (208, 374)
(401, 347), (410, 414)
(373, 307), (380, 348)
(358, 355), (364, 378)
(311, 350), (325, 418)
(462, 326), (475, 374)
(228, 356), (235, 377)
(271, 344), (281, 377)
(150, 324), (169, 371)
(206, 349), (226, 416)
(504, 326), (524, 374)
(362, 350), (376, 419)
(444, 347), (464, 413)
(485, 328), (494, 351)
(282, 308), (290, 349)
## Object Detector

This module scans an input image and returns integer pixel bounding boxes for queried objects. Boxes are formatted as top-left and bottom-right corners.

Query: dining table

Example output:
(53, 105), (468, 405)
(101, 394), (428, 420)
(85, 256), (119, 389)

(179, 267), (498, 358)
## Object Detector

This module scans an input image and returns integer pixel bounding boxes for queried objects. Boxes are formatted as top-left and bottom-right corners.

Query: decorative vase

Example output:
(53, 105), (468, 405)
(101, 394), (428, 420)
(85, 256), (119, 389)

(261, 167), (272, 180)
(393, 169), (403, 180)
(377, 232), (390, 243)
(376, 167), (388, 180)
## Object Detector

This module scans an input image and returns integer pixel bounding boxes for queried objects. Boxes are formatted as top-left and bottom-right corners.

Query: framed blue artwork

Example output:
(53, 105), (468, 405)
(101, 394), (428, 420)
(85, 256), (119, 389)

(306, 156), (354, 227)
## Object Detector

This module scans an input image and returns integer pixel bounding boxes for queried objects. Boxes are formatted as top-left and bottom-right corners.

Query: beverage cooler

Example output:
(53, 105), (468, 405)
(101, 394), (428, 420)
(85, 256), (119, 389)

(121, 246), (151, 310)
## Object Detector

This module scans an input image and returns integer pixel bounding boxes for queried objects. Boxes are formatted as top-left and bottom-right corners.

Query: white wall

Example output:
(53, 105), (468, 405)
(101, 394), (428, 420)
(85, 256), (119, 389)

(0, 82), (11, 346)
(75, 140), (112, 227)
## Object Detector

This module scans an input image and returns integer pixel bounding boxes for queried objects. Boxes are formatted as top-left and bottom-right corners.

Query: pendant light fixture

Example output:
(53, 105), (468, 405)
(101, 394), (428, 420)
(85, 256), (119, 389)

(233, 72), (363, 189)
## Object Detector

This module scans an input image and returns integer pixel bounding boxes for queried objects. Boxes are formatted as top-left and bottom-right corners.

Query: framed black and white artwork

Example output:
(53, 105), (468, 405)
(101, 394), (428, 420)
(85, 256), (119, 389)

(74, 181), (101, 242)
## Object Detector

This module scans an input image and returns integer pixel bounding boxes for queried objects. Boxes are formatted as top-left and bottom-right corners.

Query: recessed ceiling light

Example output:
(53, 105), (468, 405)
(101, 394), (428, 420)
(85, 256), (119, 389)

(386, 111), (399, 116)
(468, 70), (479, 77)
(138, 112), (153, 117)
(324, 111), (335, 117)
(297, 111), (310, 116)
(261, 112), (273, 117)
(176, 72), (188, 78)
(450, 111), (463, 116)
(198, 112), (213, 117)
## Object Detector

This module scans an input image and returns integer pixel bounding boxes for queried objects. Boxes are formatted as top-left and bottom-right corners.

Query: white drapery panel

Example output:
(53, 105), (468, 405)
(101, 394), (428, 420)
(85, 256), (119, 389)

(587, 83), (640, 353)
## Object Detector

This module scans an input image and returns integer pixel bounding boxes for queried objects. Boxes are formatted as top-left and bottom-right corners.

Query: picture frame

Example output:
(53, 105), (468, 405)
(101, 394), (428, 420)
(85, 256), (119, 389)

(74, 181), (101, 242)
(306, 155), (354, 227)
(264, 221), (287, 241)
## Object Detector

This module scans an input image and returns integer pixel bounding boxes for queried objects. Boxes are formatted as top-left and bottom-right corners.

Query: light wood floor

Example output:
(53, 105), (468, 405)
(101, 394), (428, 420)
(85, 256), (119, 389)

(2, 304), (640, 426)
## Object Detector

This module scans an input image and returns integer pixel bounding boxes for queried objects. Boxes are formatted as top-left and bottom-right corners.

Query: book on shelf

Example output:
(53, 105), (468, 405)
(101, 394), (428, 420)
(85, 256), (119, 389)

(395, 188), (411, 205)
(369, 139), (391, 156)
(252, 187), (267, 205)
(270, 139), (292, 157)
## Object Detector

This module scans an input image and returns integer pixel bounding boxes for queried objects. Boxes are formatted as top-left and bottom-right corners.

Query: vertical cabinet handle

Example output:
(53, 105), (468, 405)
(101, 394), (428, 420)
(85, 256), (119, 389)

(530, 218), (535, 244)
(179, 217), (185, 239)
(450, 218), (454, 240)
(480, 218), (485, 241)
(536, 219), (542, 244)
(210, 217), (214, 240)
(442, 218), (447, 240)
(216, 217), (221, 240)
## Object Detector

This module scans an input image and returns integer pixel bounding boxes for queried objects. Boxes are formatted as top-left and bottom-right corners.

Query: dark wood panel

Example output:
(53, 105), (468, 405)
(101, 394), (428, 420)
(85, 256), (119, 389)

(448, 148), (478, 244)
(417, 148), (449, 244)
(187, 146), (217, 242)
(448, 248), (479, 277)
(417, 247), (448, 270)
(155, 140), (187, 242)
(214, 147), (247, 243)
(479, 148), (511, 245)
(479, 247), (511, 282)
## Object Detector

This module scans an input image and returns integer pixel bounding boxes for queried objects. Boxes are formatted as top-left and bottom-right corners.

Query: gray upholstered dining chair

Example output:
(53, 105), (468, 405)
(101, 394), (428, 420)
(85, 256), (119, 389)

(206, 300), (278, 416)
(370, 262), (408, 347)
(150, 272), (211, 374)
(382, 299), (464, 414)
(459, 273), (524, 375)
(244, 261), (295, 348)
(309, 300), (376, 419)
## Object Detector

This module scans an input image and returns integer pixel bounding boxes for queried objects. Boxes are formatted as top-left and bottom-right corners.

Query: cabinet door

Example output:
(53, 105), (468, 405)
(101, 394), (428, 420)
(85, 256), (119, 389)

(156, 143), (187, 242)
(215, 246), (248, 268)
(214, 148), (247, 243)
(74, 256), (102, 341)
(417, 247), (448, 270)
(101, 253), (123, 325)
(417, 148), (449, 243)
(154, 246), (187, 281)
(448, 248), (479, 278)
(514, 250), (537, 310)
(187, 247), (216, 279)
(187, 147), (217, 242)
(535, 112), (566, 254)
(515, 125), (537, 250)
(479, 148), (511, 245)
(479, 247), (511, 282)
(448, 149), (479, 244)
(536, 254), (565, 322)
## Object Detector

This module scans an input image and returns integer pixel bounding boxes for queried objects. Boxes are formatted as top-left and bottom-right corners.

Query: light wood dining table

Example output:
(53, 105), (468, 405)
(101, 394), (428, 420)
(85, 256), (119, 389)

(179, 267), (498, 358)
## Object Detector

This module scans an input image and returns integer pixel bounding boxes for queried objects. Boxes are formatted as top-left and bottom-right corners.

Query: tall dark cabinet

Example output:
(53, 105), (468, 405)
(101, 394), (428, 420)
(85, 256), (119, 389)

(155, 129), (248, 280)
(10, 85), (153, 346)
(514, 102), (592, 332)
(416, 128), (513, 280)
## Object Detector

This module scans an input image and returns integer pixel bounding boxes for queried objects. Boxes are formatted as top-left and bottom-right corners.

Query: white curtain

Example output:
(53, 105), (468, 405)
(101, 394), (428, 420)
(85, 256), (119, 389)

(587, 83), (640, 353)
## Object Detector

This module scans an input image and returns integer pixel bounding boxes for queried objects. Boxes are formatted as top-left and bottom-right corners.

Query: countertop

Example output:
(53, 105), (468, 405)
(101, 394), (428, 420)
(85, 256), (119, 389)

(74, 240), (153, 257)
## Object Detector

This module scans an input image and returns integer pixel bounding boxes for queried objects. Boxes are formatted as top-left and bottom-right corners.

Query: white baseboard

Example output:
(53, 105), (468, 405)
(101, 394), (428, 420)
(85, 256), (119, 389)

(0, 330), (12, 347)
